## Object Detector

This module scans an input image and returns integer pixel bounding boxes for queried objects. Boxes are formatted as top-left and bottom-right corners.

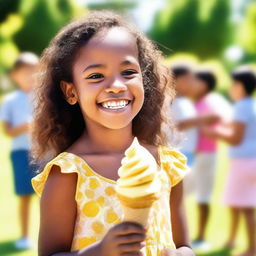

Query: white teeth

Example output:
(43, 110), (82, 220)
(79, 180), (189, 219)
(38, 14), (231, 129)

(101, 100), (129, 109)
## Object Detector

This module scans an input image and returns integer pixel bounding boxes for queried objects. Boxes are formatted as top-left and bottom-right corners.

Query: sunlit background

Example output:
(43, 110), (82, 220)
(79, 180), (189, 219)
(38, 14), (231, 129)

(0, 0), (255, 255)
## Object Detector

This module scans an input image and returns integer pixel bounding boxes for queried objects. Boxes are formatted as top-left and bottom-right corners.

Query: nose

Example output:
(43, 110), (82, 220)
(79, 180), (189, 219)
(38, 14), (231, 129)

(105, 77), (127, 94)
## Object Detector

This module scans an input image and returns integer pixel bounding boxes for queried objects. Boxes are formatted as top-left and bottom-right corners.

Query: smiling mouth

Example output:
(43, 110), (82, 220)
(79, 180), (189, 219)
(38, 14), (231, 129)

(98, 99), (131, 110)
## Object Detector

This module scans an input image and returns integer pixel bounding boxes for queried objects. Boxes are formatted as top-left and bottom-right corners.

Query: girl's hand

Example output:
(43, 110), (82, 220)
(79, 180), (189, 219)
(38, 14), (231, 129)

(99, 222), (146, 256)
(161, 248), (195, 256)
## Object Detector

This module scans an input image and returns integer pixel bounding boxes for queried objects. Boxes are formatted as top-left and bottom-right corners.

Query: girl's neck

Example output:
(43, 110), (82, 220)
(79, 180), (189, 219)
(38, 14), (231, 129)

(83, 121), (134, 153)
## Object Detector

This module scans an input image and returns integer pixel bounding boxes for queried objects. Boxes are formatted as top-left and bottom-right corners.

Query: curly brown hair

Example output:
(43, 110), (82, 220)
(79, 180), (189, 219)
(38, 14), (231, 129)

(32, 11), (175, 164)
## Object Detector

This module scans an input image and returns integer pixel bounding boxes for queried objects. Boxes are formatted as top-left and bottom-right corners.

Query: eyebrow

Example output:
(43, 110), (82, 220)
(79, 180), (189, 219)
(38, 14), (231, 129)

(82, 60), (138, 73)
(121, 60), (137, 66)
(83, 64), (106, 73)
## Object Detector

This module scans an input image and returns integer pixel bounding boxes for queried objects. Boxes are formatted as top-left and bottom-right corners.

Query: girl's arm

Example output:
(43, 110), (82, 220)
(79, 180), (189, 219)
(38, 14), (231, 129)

(169, 181), (195, 255)
(39, 165), (146, 256)
(39, 165), (102, 256)
(39, 165), (79, 256)
(2, 121), (29, 137)
(202, 121), (245, 146)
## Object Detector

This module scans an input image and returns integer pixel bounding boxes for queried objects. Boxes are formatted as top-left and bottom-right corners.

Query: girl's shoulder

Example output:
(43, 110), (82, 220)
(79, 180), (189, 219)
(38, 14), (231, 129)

(31, 152), (89, 197)
(158, 145), (188, 187)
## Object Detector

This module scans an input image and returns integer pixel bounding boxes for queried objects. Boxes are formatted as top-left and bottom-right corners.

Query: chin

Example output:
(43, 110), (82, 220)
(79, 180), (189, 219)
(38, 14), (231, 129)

(100, 120), (132, 130)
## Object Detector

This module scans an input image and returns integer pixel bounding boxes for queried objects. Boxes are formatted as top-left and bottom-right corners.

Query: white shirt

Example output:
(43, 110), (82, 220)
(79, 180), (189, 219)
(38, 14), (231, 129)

(171, 97), (198, 153)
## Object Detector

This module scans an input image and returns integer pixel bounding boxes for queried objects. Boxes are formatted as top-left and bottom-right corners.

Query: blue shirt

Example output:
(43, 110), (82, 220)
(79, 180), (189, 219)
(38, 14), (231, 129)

(229, 97), (256, 158)
(0, 90), (33, 150)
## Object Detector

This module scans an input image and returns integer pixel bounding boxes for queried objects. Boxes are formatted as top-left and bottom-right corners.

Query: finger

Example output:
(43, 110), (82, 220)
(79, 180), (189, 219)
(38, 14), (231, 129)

(115, 233), (146, 244)
(112, 222), (146, 236)
(118, 241), (145, 252)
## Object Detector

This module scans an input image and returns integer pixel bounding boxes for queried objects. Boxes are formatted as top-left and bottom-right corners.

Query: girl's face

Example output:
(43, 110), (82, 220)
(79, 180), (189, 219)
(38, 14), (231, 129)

(229, 80), (247, 101)
(62, 27), (144, 130)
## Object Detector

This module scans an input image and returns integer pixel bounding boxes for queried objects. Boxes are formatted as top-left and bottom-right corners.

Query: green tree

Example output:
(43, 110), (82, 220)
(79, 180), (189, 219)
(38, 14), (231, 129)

(0, 0), (85, 73)
(238, 2), (256, 61)
(87, 0), (136, 12)
(149, 0), (231, 60)
(0, 0), (19, 23)
(13, 0), (86, 55)
(0, 15), (22, 73)
(196, 0), (231, 59)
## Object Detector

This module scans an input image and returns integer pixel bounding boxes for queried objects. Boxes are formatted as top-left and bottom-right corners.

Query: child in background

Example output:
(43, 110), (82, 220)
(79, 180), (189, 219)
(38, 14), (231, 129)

(191, 70), (219, 250)
(171, 66), (219, 199)
(31, 12), (194, 256)
(203, 68), (256, 256)
(171, 65), (198, 166)
(171, 65), (219, 167)
(0, 52), (39, 250)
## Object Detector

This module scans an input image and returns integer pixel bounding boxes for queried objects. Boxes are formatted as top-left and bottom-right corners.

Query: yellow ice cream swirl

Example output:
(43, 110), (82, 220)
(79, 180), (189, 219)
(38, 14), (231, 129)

(116, 137), (160, 199)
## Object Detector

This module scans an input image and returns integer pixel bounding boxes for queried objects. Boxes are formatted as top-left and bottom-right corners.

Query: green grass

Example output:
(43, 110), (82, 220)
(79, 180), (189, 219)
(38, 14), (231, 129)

(0, 127), (247, 256)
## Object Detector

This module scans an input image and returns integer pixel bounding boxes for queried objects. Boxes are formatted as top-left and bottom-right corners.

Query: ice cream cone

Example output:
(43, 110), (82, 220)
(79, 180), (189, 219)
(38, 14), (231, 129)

(115, 137), (161, 227)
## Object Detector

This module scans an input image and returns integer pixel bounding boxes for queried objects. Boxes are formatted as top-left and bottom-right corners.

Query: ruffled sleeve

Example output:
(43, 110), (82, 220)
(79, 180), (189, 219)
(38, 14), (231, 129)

(160, 146), (188, 187)
(31, 152), (80, 197)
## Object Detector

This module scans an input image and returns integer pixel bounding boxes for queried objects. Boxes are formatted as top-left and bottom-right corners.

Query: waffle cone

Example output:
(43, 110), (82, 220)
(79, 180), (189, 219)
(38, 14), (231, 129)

(117, 193), (159, 227)
(121, 205), (152, 227)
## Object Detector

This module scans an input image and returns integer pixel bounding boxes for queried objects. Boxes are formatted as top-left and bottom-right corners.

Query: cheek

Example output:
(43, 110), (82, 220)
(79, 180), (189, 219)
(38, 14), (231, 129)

(77, 85), (99, 111)
(130, 79), (145, 109)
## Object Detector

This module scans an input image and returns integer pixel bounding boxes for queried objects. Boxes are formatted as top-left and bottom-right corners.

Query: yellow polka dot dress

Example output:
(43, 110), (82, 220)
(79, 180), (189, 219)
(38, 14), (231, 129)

(32, 146), (188, 255)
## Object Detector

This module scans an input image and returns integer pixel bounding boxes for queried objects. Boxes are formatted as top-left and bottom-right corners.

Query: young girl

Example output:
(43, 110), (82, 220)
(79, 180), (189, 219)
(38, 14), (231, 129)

(0, 52), (38, 250)
(203, 68), (256, 256)
(31, 11), (194, 256)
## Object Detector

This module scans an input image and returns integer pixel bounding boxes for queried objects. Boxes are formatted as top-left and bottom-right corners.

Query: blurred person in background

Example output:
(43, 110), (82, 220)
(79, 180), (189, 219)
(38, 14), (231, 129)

(171, 65), (198, 167)
(203, 68), (256, 256)
(191, 70), (219, 250)
(170, 66), (219, 195)
(0, 52), (39, 250)
(171, 66), (220, 163)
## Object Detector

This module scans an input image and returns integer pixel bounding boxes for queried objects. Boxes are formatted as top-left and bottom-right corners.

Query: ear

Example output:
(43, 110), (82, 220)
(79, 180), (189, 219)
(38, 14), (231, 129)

(60, 80), (78, 105)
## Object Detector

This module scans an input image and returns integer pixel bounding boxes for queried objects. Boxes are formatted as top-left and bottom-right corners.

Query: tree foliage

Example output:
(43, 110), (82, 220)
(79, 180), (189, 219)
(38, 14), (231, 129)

(0, 0), (85, 72)
(0, 0), (20, 23)
(13, 0), (85, 55)
(149, 0), (231, 60)
(239, 3), (256, 55)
